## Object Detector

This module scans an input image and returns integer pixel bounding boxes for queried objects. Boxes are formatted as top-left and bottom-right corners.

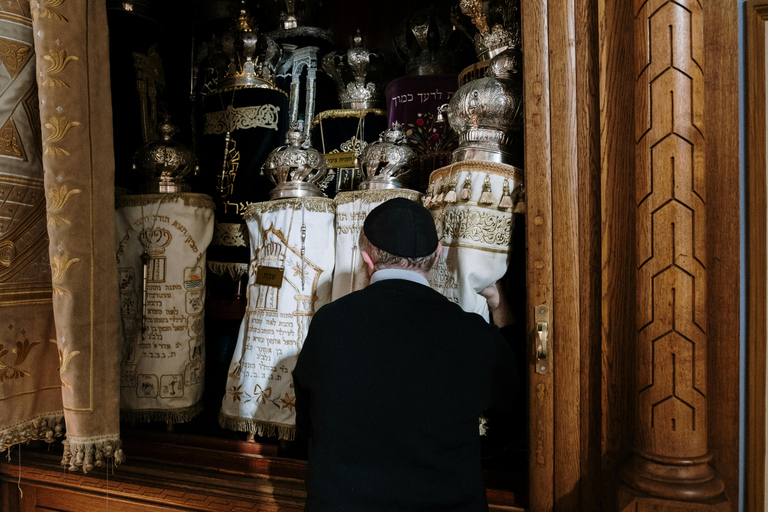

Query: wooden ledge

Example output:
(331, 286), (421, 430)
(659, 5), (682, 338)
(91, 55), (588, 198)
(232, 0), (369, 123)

(0, 435), (526, 511)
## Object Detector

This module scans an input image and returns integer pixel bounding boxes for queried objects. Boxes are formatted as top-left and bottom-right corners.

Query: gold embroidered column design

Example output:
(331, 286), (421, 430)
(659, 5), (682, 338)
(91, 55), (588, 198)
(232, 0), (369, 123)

(31, 0), (124, 473)
(618, 0), (723, 500)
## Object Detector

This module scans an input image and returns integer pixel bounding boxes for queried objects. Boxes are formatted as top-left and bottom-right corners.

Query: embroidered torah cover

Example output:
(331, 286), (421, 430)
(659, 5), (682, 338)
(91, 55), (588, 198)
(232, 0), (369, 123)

(30, 0), (126, 472)
(426, 161), (523, 320)
(0, 5), (65, 455)
(115, 194), (215, 423)
(332, 189), (422, 301)
(220, 198), (335, 440)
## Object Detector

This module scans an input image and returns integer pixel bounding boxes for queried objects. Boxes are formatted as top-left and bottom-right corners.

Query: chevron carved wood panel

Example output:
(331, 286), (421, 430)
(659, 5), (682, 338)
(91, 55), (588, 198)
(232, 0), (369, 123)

(634, 0), (708, 459)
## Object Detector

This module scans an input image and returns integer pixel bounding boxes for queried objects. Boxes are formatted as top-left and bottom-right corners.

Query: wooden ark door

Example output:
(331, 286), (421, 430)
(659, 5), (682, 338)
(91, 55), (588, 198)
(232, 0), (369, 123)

(521, 0), (601, 510)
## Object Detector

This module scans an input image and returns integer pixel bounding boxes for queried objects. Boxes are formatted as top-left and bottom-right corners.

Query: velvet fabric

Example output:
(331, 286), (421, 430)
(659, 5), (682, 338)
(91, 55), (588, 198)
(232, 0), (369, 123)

(30, 0), (124, 472)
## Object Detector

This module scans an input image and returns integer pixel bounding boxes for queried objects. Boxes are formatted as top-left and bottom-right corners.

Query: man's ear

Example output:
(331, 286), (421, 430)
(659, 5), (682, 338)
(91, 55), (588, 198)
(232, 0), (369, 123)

(361, 250), (375, 276)
(434, 242), (443, 265)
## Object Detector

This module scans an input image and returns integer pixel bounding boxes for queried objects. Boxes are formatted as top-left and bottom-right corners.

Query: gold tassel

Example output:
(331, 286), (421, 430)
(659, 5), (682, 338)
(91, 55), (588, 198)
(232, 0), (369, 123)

(459, 172), (472, 201)
(498, 178), (513, 209)
(513, 185), (526, 213)
(478, 174), (494, 205)
(423, 183), (434, 208)
(444, 174), (458, 203)
(431, 179), (440, 205)
(434, 179), (446, 206)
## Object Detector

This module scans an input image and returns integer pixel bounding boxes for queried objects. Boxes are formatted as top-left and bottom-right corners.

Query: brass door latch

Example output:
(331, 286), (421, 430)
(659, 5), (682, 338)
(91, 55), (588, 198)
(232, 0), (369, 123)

(535, 304), (550, 375)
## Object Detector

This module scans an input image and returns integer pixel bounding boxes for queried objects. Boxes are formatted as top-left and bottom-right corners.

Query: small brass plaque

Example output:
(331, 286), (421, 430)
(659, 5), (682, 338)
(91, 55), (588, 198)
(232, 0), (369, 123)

(255, 266), (284, 287)
(324, 151), (356, 168)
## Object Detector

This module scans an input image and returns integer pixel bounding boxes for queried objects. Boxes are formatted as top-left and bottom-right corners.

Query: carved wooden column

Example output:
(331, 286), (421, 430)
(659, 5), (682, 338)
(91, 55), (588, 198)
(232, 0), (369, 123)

(618, 0), (725, 503)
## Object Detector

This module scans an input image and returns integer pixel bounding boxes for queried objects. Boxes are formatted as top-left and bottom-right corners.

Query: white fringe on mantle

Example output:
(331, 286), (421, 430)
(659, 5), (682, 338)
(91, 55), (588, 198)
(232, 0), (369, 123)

(120, 401), (204, 425)
(219, 410), (296, 441)
(61, 434), (125, 474)
(0, 412), (65, 454)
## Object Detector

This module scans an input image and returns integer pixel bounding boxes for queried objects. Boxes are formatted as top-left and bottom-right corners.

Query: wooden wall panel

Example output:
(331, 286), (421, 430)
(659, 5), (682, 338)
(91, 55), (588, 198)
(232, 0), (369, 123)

(548, 0), (582, 508)
(523, 0), (600, 509)
(745, 4), (768, 510)
(575, 0), (602, 508)
(704, 0), (741, 506)
(599, 0), (637, 508)
(521, 0), (555, 508)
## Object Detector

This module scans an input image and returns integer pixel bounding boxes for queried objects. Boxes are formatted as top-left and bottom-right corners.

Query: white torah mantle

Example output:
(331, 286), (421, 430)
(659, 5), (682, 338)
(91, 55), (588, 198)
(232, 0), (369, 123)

(332, 189), (422, 301)
(425, 161), (524, 320)
(220, 197), (335, 440)
(114, 194), (215, 423)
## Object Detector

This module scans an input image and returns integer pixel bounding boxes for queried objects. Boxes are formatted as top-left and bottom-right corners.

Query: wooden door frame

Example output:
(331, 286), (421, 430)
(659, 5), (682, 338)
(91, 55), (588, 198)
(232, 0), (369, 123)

(745, 2), (768, 511)
(522, 0), (600, 510)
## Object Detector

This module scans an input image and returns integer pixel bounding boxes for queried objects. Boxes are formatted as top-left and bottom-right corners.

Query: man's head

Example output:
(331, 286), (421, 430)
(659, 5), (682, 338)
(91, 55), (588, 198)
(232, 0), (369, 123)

(359, 197), (442, 277)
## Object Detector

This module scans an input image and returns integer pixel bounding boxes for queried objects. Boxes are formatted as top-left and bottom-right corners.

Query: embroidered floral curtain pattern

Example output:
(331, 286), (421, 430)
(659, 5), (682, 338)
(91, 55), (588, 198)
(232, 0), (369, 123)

(0, 3), (65, 456)
(30, 0), (124, 471)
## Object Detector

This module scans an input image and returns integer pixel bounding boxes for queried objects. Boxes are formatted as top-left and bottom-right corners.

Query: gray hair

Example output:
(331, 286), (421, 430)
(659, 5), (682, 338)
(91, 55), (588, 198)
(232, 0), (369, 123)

(359, 228), (438, 274)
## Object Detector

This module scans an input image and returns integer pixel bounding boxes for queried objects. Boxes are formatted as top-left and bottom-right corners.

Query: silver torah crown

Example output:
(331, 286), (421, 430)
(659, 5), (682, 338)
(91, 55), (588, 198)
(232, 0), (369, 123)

(457, 0), (520, 61)
(358, 122), (417, 190)
(322, 29), (385, 110)
(261, 0), (321, 30)
(446, 48), (523, 165)
(216, 8), (281, 92)
(133, 121), (199, 193)
(393, 6), (459, 76)
(263, 125), (328, 199)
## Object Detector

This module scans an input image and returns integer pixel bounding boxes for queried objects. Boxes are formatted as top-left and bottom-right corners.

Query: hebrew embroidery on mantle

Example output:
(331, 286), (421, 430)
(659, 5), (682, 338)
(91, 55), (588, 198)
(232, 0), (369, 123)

(220, 198), (335, 440)
(115, 194), (214, 424)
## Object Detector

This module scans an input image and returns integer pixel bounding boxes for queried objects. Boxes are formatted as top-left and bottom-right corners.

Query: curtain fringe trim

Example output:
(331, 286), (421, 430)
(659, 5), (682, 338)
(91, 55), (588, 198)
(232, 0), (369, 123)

(218, 411), (296, 441)
(61, 435), (125, 474)
(121, 401), (204, 425)
(0, 412), (65, 452)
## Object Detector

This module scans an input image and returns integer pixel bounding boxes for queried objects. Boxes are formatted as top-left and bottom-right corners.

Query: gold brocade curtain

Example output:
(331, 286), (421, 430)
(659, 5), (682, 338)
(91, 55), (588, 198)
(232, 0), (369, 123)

(29, 0), (124, 471)
(0, 4), (64, 457)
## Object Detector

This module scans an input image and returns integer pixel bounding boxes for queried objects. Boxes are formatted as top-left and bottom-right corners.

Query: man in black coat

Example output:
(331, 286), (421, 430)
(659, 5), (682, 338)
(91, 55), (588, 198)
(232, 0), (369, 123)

(293, 198), (518, 512)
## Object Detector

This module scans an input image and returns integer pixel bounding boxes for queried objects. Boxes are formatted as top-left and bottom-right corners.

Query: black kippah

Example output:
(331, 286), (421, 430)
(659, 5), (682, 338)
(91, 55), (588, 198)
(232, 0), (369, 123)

(363, 197), (439, 258)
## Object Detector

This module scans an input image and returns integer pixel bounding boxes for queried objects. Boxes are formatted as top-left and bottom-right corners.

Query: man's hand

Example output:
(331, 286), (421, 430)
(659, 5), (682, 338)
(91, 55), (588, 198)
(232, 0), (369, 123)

(479, 282), (513, 328)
